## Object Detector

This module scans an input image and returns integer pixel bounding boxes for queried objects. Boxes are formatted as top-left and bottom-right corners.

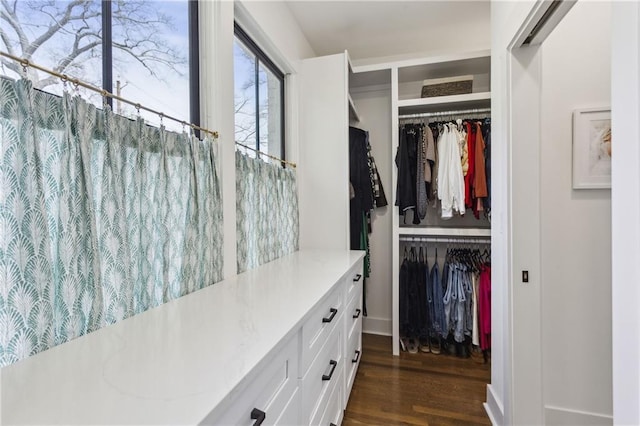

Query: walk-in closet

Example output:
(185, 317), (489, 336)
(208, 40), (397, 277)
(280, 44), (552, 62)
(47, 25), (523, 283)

(299, 47), (494, 422)
(342, 52), (493, 357)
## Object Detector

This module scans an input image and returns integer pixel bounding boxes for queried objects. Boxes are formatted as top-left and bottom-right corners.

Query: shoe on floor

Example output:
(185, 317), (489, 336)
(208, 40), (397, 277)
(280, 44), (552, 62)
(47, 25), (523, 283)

(419, 336), (430, 353)
(430, 336), (441, 355)
(407, 338), (419, 354)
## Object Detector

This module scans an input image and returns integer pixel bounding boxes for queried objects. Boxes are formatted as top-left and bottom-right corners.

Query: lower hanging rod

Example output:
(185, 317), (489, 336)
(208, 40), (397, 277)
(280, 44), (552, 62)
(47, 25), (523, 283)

(399, 107), (491, 120)
(399, 236), (491, 245)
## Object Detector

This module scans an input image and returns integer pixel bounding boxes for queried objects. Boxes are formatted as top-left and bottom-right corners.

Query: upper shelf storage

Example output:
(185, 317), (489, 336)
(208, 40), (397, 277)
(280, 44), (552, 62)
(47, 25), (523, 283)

(396, 50), (491, 113)
(347, 51), (362, 122)
(398, 91), (490, 115)
(348, 93), (360, 122)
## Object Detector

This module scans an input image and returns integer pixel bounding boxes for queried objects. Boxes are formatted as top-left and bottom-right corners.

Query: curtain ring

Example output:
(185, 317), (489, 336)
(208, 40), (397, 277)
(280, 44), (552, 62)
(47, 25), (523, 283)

(135, 103), (141, 117)
(101, 89), (108, 108)
(158, 112), (164, 126)
(72, 81), (80, 96)
(61, 74), (68, 93)
(21, 59), (29, 74)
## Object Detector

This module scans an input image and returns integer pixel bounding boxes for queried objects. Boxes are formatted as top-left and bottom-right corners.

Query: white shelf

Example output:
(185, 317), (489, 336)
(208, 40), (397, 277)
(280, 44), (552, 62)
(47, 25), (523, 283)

(398, 91), (491, 115)
(398, 227), (491, 238)
(348, 93), (361, 122)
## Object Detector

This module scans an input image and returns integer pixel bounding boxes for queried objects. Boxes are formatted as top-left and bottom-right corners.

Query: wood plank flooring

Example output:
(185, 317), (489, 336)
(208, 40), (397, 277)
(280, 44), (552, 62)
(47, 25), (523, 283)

(343, 334), (491, 426)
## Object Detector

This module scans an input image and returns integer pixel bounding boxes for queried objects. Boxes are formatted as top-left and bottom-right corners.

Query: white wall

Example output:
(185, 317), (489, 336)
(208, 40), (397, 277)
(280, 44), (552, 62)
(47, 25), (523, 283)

(351, 88), (393, 335)
(202, 0), (315, 277)
(540, 3), (612, 424)
(236, 1), (315, 70)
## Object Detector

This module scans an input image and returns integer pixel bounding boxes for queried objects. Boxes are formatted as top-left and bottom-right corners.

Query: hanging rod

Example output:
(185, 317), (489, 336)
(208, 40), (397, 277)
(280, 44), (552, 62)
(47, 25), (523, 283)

(399, 236), (491, 245)
(399, 107), (491, 120)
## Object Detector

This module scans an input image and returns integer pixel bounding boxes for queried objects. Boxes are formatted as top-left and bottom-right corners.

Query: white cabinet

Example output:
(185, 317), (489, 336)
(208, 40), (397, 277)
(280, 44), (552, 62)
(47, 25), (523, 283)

(298, 52), (352, 251)
(343, 268), (363, 406)
(1, 250), (364, 425)
(204, 257), (364, 426)
(202, 333), (300, 426)
(301, 284), (344, 373)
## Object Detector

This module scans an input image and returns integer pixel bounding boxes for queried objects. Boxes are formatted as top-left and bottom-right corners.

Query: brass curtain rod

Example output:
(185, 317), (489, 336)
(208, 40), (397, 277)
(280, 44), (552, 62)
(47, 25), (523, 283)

(235, 141), (297, 168)
(1, 51), (297, 168)
(0, 51), (219, 139)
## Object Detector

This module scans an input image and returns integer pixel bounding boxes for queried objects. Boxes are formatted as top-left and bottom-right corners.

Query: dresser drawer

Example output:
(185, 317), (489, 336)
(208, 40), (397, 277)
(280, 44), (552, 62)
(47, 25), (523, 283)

(343, 285), (362, 409)
(312, 364), (344, 426)
(202, 333), (299, 426)
(301, 325), (343, 425)
(345, 286), (363, 343)
(345, 324), (362, 403)
(301, 284), (343, 374)
(345, 262), (364, 305)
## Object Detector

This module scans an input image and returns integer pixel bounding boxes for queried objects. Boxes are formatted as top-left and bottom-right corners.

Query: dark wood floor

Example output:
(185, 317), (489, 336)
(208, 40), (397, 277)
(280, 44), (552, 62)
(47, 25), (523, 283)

(343, 334), (491, 426)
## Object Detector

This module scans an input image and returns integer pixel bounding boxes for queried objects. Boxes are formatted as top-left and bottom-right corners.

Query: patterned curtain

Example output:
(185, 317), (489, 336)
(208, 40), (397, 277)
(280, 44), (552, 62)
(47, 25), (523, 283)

(236, 151), (299, 273)
(0, 78), (223, 367)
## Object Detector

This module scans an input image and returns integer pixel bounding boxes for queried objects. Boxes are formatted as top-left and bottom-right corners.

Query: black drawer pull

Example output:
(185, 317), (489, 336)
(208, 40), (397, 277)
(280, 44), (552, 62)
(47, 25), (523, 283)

(353, 308), (361, 319)
(250, 408), (265, 426)
(322, 308), (338, 323)
(330, 424), (338, 426)
(322, 360), (338, 381)
(353, 274), (362, 282)
(352, 350), (361, 363)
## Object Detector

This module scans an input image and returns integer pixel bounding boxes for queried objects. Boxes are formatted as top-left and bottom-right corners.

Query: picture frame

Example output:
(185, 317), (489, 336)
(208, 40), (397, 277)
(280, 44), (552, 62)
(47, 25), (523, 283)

(572, 107), (611, 189)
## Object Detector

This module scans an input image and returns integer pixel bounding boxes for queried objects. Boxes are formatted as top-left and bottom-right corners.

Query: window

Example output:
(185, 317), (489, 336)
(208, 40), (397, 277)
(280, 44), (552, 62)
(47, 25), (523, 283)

(0, 0), (199, 130)
(234, 24), (285, 160)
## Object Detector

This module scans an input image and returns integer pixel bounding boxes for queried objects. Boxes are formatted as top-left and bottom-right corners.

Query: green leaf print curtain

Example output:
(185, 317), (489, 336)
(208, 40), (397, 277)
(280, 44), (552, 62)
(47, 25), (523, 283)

(0, 78), (223, 367)
(236, 151), (299, 273)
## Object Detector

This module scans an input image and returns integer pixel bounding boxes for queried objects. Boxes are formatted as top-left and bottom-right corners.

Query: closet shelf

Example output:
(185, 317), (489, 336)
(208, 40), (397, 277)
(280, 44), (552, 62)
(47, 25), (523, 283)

(398, 227), (491, 238)
(349, 93), (361, 122)
(398, 91), (491, 115)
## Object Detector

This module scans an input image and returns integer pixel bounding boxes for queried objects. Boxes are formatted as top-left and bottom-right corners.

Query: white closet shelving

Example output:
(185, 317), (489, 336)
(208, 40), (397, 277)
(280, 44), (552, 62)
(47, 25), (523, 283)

(348, 93), (361, 122)
(352, 49), (492, 356)
(397, 91), (491, 114)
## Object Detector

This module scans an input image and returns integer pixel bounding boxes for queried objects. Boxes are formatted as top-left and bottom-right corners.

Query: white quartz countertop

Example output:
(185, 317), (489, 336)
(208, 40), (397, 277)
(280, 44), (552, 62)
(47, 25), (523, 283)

(0, 249), (364, 425)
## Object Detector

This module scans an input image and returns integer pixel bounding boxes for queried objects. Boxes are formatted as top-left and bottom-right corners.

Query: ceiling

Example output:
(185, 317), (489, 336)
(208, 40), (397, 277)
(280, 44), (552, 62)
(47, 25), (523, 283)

(286, 1), (491, 62)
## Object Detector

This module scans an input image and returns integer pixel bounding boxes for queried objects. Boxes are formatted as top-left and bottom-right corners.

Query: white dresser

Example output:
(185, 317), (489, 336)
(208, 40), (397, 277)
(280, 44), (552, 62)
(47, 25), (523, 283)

(0, 250), (365, 425)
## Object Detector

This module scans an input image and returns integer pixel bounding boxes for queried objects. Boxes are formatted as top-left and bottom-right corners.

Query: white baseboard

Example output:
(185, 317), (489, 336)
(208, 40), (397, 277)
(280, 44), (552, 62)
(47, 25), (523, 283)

(362, 316), (391, 336)
(485, 384), (504, 426)
(545, 406), (612, 426)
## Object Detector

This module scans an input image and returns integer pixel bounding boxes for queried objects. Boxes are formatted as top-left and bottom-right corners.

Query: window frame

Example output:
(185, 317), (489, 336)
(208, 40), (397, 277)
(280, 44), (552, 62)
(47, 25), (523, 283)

(233, 22), (286, 161)
(100, 0), (200, 128)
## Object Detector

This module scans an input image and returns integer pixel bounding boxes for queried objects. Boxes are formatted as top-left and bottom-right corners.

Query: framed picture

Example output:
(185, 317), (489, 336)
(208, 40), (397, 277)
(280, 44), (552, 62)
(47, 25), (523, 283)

(572, 107), (611, 189)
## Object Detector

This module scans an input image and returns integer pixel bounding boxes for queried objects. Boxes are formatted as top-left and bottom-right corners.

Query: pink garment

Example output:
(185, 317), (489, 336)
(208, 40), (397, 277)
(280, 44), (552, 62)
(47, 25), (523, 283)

(478, 265), (491, 351)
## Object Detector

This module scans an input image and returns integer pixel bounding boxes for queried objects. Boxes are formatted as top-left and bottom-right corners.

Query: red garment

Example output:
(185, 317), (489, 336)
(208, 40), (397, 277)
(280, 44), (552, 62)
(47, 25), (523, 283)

(474, 122), (488, 198)
(478, 265), (491, 351)
(472, 122), (487, 219)
(464, 122), (476, 208)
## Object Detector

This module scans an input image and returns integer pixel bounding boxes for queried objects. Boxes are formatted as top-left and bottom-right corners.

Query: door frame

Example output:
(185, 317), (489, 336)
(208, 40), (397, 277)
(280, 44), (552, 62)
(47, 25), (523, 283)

(495, 1), (640, 424)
